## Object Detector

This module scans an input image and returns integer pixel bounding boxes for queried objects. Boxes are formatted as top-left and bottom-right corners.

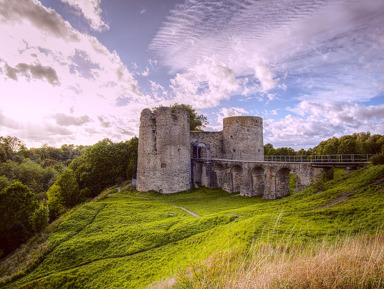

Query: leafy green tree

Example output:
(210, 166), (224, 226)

(154, 104), (208, 131)
(355, 132), (371, 154)
(126, 137), (138, 180)
(338, 135), (357, 154)
(31, 203), (49, 232)
(46, 184), (65, 220)
(71, 137), (138, 198)
(0, 175), (10, 191)
(0, 144), (7, 162)
(370, 153), (384, 165)
(274, 147), (296, 155)
(0, 182), (39, 253)
(56, 168), (81, 207)
(264, 143), (276, 156)
(0, 136), (26, 162)
(315, 137), (339, 155)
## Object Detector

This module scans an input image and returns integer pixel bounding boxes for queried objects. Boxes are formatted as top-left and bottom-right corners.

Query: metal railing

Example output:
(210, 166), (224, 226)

(264, 154), (373, 163)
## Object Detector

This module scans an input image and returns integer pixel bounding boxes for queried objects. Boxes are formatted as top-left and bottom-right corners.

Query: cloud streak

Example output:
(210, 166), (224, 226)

(60, 0), (109, 31)
(150, 0), (384, 148)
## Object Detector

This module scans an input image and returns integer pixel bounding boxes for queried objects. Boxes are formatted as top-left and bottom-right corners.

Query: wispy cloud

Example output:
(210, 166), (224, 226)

(60, 0), (109, 31)
(150, 0), (384, 147)
(216, 107), (249, 124)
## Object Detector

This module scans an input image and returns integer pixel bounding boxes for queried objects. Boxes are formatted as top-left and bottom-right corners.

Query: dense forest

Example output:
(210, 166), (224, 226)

(0, 136), (138, 257)
(0, 131), (383, 258)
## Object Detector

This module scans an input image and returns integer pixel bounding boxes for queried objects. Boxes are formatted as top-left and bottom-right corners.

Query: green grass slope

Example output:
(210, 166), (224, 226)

(1, 165), (384, 288)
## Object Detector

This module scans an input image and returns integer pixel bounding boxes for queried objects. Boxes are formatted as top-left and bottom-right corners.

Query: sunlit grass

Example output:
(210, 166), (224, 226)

(1, 165), (384, 288)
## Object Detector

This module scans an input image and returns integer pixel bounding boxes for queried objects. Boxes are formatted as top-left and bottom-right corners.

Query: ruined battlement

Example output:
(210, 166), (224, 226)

(137, 108), (265, 194)
(136, 107), (191, 194)
(222, 116), (264, 161)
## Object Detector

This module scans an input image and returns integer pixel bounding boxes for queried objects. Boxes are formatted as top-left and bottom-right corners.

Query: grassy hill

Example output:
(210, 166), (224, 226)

(1, 165), (384, 288)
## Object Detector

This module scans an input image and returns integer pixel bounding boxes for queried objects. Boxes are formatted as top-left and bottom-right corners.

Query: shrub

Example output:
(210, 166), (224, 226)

(47, 184), (65, 220)
(312, 173), (326, 192)
(31, 203), (49, 232)
(370, 153), (384, 165)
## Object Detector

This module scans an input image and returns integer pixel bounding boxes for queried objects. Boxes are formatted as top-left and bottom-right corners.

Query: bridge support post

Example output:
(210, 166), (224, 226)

(263, 166), (276, 199)
(240, 164), (252, 197)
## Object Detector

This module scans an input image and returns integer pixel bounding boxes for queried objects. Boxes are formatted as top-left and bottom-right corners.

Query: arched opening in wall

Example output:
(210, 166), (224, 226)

(276, 168), (291, 198)
(191, 142), (209, 159)
(251, 167), (265, 196)
(231, 165), (243, 193)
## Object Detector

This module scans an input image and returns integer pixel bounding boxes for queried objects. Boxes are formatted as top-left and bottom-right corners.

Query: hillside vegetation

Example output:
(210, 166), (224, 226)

(1, 164), (383, 288)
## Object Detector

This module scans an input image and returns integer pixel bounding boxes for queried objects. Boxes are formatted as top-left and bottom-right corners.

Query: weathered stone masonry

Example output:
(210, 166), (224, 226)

(137, 107), (317, 199)
(136, 107), (191, 194)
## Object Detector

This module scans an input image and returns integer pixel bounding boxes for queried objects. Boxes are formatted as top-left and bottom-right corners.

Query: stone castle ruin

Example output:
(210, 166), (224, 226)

(137, 107), (318, 199)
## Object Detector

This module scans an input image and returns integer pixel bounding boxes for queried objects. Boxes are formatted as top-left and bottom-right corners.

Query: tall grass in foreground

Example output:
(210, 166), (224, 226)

(172, 233), (384, 289)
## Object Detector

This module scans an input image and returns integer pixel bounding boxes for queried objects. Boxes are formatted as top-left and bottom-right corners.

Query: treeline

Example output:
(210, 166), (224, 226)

(265, 132), (384, 156)
(0, 136), (138, 257)
(0, 136), (87, 195)
(47, 137), (138, 219)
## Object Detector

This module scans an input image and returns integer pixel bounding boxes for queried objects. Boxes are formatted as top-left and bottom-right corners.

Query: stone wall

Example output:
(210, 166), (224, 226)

(222, 116), (264, 161)
(190, 131), (224, 159)
(136, 107), (191, 194)
(193, 159), (316, 199)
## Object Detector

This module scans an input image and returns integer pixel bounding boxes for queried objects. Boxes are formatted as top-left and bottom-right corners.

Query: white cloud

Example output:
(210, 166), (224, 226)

(151, 0), (384, 107)
(60, 0), (109, 31)
(169, 56), (239, 108)
(0, 0), (150, 147)
(265, 101), (384, 149)
(216, 107), (249, 125)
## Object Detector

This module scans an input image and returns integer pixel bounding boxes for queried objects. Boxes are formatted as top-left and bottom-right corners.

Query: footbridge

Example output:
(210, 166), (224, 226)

(191, 154), (372, 199)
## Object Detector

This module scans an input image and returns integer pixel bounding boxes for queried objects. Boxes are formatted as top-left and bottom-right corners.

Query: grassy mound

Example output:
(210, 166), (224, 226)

(1, 165), (384, 288)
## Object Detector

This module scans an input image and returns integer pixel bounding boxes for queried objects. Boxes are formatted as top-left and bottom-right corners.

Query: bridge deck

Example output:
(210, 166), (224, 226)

(192, 154), (372, 166)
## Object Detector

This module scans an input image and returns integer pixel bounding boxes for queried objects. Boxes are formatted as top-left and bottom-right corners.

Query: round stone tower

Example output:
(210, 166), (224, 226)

(136, 107), (191, 194)
(222, 116), (264, 161)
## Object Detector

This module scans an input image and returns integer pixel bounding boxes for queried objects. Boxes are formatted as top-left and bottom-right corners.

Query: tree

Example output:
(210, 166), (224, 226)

(315, 137), (339, 155)
(0, 182), (39, 253)
(31, 203), (49, 232)
(0, 175), (10, 191)
(126, 137), (138, 180)
(338, 135), (357, 154)
(47, 184), (65, 220)
(264, 143), (276, 156)
(274, 147), (296, 155)
(154, 104), (208, 131)
(70, 137), (138, 198)
(56, 168), (81, 207)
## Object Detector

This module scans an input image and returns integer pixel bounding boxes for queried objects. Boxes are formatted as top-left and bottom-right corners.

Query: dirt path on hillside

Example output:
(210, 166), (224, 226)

(172, 206), (200, 217)
(316, 191), (355, 210)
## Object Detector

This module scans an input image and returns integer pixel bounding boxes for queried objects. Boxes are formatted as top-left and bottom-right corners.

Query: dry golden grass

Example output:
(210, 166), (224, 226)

(174, 233), (384, 289)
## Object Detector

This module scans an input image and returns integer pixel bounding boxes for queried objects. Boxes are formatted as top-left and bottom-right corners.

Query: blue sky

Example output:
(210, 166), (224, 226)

(0, 0), (383, 149)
